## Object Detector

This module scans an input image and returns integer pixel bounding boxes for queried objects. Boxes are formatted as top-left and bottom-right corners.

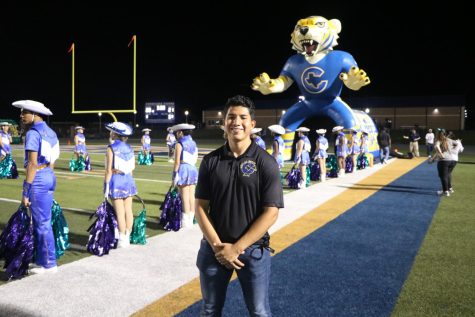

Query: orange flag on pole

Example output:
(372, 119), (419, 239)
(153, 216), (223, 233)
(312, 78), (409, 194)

(127, 35), (136, 48)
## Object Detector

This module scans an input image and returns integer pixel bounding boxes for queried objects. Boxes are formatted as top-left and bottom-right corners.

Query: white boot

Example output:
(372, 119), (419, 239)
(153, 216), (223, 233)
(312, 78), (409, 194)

(118, 233), (130, 248)
(182, 212), (195, 228)
(125, 230), (131, 246)
(181, 213), (189, 228)
(321, 174), (326, 182)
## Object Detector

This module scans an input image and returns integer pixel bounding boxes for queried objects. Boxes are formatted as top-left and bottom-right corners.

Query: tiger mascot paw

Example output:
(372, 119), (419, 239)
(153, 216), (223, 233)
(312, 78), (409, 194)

(339, 66), (371, 91)
(251, 72), (286, 95)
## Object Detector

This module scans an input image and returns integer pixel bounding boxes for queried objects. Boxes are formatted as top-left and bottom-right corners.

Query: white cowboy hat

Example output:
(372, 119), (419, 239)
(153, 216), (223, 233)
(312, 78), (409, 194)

(142, 128), (152, 132)
(316, 129), (326, 134)
(268, 124), (286, 135)
(251, 127), (262, 134)
(170, 123), (195, 132)
(332, 126), (344, 132)
(75, 126), (85, 130)
(0, 122), (12, 126)
(296, 127), (310, 132)
(12, 100), (53, 116)
(105, 122), (133, 136)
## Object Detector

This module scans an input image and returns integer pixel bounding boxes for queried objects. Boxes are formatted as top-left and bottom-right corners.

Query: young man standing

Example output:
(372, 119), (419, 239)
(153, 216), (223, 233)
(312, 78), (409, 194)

(195, 95), (284, 316)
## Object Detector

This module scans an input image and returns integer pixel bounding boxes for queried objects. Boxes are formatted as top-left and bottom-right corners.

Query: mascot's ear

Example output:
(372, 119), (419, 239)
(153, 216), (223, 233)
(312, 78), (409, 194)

(329, 19), (342, 34)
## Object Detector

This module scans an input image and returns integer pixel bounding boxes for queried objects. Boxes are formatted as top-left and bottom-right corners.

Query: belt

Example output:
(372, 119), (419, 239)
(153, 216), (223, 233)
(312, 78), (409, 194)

(37, 163), (50, 171)
(112, 169), (125, 175)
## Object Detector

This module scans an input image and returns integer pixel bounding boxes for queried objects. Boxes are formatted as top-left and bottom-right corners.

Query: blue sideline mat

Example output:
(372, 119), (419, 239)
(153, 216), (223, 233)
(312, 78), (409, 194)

(178, 161), (441, 316)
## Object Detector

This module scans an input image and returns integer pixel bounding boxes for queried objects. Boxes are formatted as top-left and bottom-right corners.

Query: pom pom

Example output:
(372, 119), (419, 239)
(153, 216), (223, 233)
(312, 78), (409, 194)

(0, 154), (19, 179)
(86, 200), (119, 256)
(0, 205), (34, 279)
(159, 187), (183, 231)
(51, 200), (70, 259)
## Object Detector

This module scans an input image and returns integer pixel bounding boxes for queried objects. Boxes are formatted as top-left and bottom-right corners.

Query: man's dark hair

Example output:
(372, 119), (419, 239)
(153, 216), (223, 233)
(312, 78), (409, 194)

(223, 95), (256, 120)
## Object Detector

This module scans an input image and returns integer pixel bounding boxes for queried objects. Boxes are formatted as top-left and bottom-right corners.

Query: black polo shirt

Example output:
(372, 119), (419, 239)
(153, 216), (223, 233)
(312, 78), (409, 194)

(196, 141), (284, 244)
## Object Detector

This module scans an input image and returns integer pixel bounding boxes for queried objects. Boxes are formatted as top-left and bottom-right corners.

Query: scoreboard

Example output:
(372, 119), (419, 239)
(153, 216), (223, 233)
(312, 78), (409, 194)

(144, 102), (175, 124)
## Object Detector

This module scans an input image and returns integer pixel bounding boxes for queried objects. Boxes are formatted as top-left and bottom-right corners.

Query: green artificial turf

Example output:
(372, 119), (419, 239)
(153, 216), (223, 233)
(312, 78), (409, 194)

(392, 154), (475, 317)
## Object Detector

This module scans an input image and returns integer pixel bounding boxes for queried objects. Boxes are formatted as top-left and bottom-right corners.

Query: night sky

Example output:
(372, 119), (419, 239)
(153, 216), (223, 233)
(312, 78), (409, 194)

(1, 1), (471, 125)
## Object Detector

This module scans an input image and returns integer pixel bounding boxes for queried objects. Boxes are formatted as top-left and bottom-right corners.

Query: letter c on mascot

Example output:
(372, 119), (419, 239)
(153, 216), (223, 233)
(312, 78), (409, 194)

(252, 16), (376, 160)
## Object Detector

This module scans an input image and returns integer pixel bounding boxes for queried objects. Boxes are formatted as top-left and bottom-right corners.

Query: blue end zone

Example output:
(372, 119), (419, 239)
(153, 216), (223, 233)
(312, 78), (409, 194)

(179, 161), (440, 316)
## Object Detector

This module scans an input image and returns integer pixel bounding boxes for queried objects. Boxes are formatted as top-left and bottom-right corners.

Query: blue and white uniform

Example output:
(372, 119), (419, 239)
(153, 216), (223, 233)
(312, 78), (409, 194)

(254, 136), (266, 150)
(361, 134), (369, 153)
(25, 121), (60, 269)
(336, 132), (348, 157)
(279, 51), (359, 130)
(167, 132), (176, 148)
(351, 132), (360, 154)
(294, 136), (311, 165)
(0, 130), (12, 156)
(75, 132), (87, 154)
(177, 135), (198, 185)
(107, 140), (137, 199)
(273, 135), (285, 169)
(316, 136), (329, 159)
(142, 134), (151, 151)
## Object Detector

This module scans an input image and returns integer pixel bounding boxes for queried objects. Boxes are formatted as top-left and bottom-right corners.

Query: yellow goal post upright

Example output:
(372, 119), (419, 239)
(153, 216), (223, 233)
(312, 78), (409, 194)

(68, 35), (137, 122)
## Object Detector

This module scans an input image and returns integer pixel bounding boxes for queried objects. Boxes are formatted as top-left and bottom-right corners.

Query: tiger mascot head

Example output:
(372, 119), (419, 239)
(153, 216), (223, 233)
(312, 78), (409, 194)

(291, 16), (341, 58)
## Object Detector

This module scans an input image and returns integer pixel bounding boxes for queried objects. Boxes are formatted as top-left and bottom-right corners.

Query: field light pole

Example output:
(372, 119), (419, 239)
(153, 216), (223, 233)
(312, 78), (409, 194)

(98, 112), (102, 135)
(185, 110), (189, 123)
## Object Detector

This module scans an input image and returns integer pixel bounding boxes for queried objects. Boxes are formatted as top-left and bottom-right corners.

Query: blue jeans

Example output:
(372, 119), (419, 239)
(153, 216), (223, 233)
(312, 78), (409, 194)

(30, 168), (57, 268)
(196, 239), (272, 317)
(380, 146), (389, 163)
(426, 143), (434, 157)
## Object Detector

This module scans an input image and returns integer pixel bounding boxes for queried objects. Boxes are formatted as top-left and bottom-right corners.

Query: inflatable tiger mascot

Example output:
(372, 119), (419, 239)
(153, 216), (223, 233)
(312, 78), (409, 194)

(252, 16), (376, 160)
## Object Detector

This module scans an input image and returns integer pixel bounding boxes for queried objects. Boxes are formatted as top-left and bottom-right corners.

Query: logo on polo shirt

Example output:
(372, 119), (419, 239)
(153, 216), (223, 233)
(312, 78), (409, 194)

(240, 160), (257, 177)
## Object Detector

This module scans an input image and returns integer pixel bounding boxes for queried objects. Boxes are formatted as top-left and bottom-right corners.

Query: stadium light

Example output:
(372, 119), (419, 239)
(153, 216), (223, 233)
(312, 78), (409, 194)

(185, 110), (189, 123)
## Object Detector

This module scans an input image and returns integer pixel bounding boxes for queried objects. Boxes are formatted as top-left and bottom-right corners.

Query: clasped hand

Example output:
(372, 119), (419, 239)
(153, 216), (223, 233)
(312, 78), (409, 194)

(213, 242), (245, 270)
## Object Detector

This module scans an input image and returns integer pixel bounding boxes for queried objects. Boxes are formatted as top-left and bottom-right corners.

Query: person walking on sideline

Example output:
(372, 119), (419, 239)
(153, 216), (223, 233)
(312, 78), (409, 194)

(409, 128), (421, 157)
(104, 122), (137, 248)
(377, 128), (391, 164)
(12, 100), (60, 274)
(425, 128), (435, 158)
(195, 95), (284, 316)
(171, 123), (198, 228)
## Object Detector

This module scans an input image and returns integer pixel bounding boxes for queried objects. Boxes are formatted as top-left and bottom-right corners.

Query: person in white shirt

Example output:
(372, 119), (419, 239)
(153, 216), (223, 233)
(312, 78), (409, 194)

(425, 128), (435, 158)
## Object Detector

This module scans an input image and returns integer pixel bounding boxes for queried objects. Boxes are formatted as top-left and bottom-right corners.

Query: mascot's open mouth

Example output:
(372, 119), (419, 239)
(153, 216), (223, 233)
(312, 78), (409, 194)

(300, 39), (318, 55)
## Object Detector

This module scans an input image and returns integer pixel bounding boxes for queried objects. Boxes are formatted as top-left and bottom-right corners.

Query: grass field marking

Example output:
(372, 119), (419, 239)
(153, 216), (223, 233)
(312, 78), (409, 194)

(0, 197), (94, 214)
(14, 167), (170, 183)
